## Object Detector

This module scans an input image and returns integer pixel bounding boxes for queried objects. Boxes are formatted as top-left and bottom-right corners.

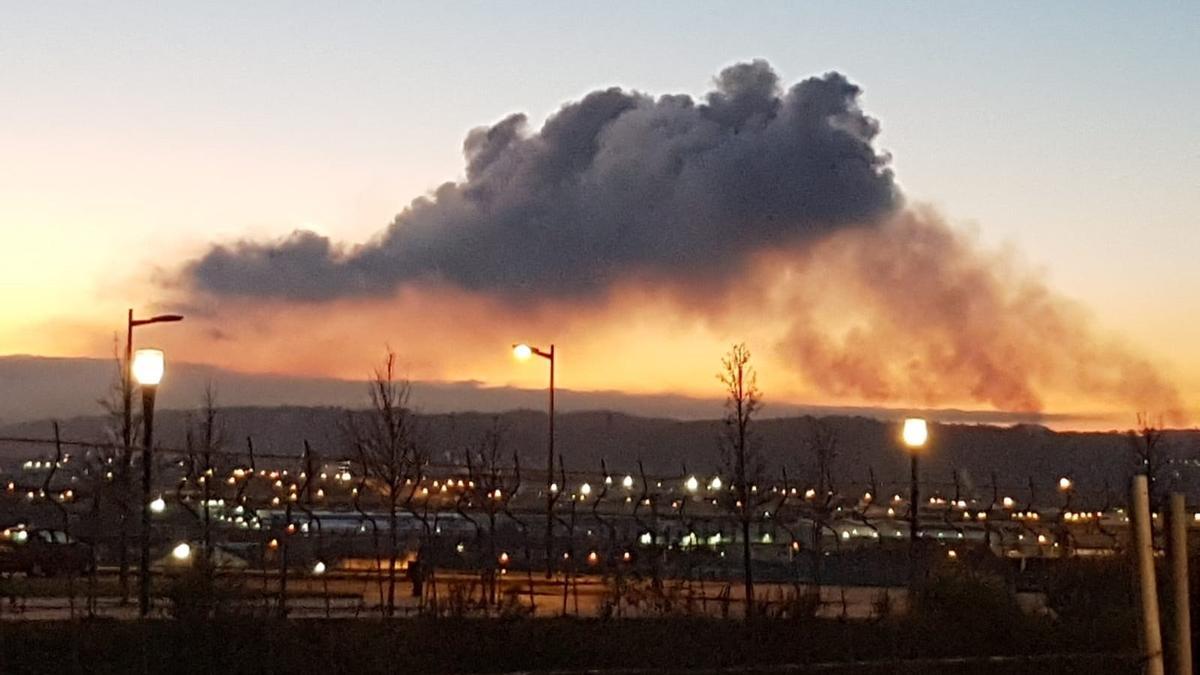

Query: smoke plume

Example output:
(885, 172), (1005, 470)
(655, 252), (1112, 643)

(186, 60), (897, 299)
(179, 60), (1186, 420)
(756, 210), (1184, 418)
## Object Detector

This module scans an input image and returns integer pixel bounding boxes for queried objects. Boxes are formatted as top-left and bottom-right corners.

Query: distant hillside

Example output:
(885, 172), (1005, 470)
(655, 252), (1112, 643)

(0, 355), (1092, 427)
(3, 406), (1197, 501)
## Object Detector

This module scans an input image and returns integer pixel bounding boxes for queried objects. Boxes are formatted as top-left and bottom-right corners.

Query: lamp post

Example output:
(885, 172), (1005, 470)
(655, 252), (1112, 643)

(120, 310), (182, 598)
(513, 343), (554, 577)
(1057, 476), (1074, 554)
(133, 348), (165, 618)
(901, 417), (928, 588)
(122, 311), (183, 452)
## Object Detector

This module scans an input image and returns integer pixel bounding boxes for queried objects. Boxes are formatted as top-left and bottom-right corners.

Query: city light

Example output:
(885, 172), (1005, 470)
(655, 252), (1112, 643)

(149, 495), (166, 513)
(512, 343), (533, 361)
(622, 475), (634, 489)
(172, 542), (192, 561)
(685, 476), (699, 492)
(312, 561), (327, 575)
(1058, 476), (1073, 491)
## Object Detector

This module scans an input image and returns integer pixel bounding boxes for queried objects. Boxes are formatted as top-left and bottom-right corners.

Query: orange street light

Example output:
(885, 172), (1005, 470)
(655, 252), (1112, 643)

(901, 417), (929, 590)
(513, 342), (555, 576)
(134, 347), (167, 618)
(119, 310), (182, 602)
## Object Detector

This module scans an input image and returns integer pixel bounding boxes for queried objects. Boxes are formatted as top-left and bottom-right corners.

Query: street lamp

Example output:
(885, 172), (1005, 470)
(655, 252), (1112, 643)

(513, 342), (554, 575)
(134, 347), (165, 618)
(901, 417), (928, 588)
(121, 311), (182, 451)
(1057, 476), (1075, 552)
(120, 310), (181, 600)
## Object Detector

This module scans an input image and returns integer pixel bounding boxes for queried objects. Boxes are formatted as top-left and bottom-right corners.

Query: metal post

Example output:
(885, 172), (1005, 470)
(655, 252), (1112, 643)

(1170, 493), (1193, 675)
(120, 309), (133, 599)
(1133, 474), (1165, 675)
(138, 385), (156, 618)
(279, 501), (291, 619)
(909, 453), (920, 588)
(544, 344), (555, 579)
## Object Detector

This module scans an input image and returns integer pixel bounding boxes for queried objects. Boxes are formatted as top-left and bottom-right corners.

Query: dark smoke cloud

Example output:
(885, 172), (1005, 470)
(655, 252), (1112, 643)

(185, 60), (898, 299)
(176, 59), (1187, 419)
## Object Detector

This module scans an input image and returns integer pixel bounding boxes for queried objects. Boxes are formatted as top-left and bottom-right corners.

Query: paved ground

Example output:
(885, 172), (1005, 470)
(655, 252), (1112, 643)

(0, 568), (919, 620)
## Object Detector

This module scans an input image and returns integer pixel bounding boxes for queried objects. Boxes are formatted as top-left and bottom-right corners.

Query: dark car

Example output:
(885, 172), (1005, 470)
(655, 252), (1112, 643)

(0, 529), (93, 577)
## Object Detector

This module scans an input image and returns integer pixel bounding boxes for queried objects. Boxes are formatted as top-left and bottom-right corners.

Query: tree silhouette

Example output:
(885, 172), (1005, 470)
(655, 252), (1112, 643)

(717, 343), (763, 620)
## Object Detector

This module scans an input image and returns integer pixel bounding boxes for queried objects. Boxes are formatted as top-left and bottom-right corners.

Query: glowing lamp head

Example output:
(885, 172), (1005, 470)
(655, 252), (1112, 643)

(312, 561), (327, 575)
(132, 349), (165, 386)
(171, 542), (192, 561)
(901, 418), (928, 449)
(1058, 477), (1073, 491)
(512, 344), (533, 361)
(685, 476), (699, 492)
(149, 495), (166, 514)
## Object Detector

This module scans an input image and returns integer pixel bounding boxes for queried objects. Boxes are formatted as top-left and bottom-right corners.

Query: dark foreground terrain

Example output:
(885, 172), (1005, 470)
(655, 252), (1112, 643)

(0, 616), (1139, 674)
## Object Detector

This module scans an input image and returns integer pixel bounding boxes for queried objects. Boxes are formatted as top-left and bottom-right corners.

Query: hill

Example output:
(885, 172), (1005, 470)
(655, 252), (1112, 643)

(2, 406), (1196, 501)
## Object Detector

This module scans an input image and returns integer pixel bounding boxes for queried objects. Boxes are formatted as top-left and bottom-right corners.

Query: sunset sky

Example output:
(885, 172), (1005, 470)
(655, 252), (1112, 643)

(2, 3), (1197, 426)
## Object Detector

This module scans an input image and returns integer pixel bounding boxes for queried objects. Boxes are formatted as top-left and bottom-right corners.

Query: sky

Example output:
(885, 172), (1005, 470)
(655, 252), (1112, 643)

(1, 2), (1197, 427)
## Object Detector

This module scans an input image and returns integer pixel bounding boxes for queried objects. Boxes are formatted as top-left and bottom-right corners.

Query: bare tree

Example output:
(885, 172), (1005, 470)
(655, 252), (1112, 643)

(461, 419), (518, 609)
(193, 385), (225, 569)
(803, 416), (838, 592)
(717, 343), (763, 620)
(1129, 412), (1167, 509)
(96, 342), (138, 602)
(344, 350), (423, 617)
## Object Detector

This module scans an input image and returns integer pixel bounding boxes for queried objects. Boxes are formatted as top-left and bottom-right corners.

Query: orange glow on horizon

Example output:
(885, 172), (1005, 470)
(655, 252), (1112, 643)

(3, 239), (1197, 431)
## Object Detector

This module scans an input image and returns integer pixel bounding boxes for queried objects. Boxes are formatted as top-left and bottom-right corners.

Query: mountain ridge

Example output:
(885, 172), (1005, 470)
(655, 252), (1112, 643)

(3, 404), (1197, 501)
(0, 355), (1106, 428)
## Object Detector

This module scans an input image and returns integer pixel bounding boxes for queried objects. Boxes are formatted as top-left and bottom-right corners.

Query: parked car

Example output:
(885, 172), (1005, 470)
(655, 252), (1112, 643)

(0, 528), (93, 577)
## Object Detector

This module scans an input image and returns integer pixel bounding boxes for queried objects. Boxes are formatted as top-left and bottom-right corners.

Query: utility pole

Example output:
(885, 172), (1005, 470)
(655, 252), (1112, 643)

(1170, 493), (1193, 675)
(1132, 475), (1165, 675)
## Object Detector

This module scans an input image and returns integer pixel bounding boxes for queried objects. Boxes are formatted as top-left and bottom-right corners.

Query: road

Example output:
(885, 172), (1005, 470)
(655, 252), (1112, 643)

(0, 568), (919, 620)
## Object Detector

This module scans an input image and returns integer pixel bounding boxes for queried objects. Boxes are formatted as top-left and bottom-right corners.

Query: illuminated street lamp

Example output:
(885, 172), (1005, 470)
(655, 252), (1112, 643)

(134, 348), (165, 618)
(901, 417), (928, 588)
(121, 311), (182, 452)
(119, 310), (181, 600)
(1057, 476), (1075, 550)
(512, 342), (555, 576)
